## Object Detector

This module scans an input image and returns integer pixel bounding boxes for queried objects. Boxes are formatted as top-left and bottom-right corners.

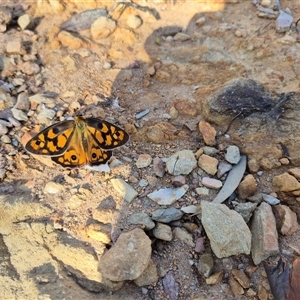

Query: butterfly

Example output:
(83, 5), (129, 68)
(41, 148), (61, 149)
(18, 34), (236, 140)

(25, 116), (129, 168)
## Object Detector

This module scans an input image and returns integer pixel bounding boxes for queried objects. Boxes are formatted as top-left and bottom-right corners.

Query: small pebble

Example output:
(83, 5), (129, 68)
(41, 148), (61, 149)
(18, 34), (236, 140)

(135, 109), (150, 120)
(127, 14), (142, 29)
(0, 124), (8, 136)
(181, 205), (198, 214)
(103, 62), (112, 69)
(196, 187), (209, 195)
(136, 154), (152, 168)
(172, 175), (186, 187)
(261, 193), (280, 205)
(201, 177), (222, 189)
(44, 181), (64, 194)
(195, 16), (206, 26)
(138, 179), (148, 187)
(1, 135), (11, 143)
(225, 145), (241, 164)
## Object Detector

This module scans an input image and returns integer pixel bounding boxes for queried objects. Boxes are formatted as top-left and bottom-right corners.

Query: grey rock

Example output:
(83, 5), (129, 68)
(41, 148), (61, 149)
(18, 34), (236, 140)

(136, 154), (152, 168)
(36, 109), (56, 124)
(197, 252), (214, 277)
(256, 5), (279, 19)
(11, 107), (28, 121)
(152, 223), (173, 241)
(234, 202), (258, 223)
(110, 178), (138, 203)
(181, 205), (199, 214)
(225, 145), (240, 164)
(29, 94), (56, 106)
(0, 123), (8, 136)
(1, 135), (11, 144)
(127, 212), (155, 230)
(134, 259), (158, 287)
(202, 146), (218, 156)
(147, 185), (189, 205)
(276, 11), (293, 32)
(153, 156), (165, 177)
(15, 92), (29, 111)
(173, 227), (195, 247)
(60, 8), (107, 32)
(201, 201), (251, 258)
(138, 179), (148, 187)
(173, 32), (191, 41)
(247, 193), (263, 203)
(166, 150), (197, 175)
(135, 109), (150, 119)
(217, 161), (233, 178)
(262, 193), (280, 205)
(151, 207), (184, 223)
(251, 202), (279, 265)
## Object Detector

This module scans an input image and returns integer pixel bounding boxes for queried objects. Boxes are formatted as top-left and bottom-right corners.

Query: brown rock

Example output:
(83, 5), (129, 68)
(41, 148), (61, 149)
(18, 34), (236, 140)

(21, 62), (40, 75)
(288, 167), (300, 180)
(145, 122), (177, 143)
(173, 99), (197, 117)
(136, 154), (152, 168)
(245, 265), (258, 277)
(231, 269), (250, 289)
(172, 175), (186, 187)
(85, 220), (111, 244)
(198, 121), (216, 146)
(6, 38), (26, 55)
(197, 252), (214, 277)
(205, 271), (223, 285)
(169, 106), (178, 119)
(260, 157), (274, 170)
(98, 228), (151, 281)
(257, 285), (268, 300)
(152, 223), (173, 241)
(279, 157), (289, 165)
(198, 154), (218, 175)
(57, 31), (83, 49)
(91, 16), (116, 40)
(134, 259), (158, 287)
(248, 158), (260, 173)
(155, 70), (170, 82)
(229, 275), (244, 296)
(272, 172), (300, 192)
(237, 174), (257, 199)
(273, 204), (299, 235)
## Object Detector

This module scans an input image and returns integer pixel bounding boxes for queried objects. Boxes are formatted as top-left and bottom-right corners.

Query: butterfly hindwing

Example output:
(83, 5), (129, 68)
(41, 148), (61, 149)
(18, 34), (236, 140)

(86, 118), (129, 150)
(85, 130), (113, 165)
(25, 116), (129, 168)
(25, 120), (75, 156)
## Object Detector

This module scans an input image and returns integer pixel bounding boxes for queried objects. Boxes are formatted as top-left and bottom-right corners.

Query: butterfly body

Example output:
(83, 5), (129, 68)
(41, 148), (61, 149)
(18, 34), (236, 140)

(25, 116), (129, 168)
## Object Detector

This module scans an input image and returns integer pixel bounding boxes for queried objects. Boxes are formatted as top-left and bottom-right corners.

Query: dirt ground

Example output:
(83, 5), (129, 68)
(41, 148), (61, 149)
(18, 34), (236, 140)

(0, 0), (300, 299)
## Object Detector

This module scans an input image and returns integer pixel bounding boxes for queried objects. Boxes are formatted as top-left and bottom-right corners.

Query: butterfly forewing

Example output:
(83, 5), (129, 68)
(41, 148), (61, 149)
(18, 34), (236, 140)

(25, 116), (129, 168)
(25, 120), (75, 156)
(86, 118), (129, 149)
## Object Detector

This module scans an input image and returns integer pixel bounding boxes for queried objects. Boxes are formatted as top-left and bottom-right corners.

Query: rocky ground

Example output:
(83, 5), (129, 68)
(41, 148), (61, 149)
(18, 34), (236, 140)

(0, 0), (300, 299)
